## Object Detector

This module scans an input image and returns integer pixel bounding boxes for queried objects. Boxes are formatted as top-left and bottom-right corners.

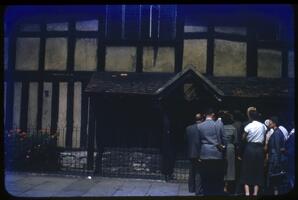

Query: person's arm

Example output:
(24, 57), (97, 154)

(216, 123), (226, 153)
(242, 131), (248, 141)
(263, 129), (269, 152)
(242, 123), (249, 141)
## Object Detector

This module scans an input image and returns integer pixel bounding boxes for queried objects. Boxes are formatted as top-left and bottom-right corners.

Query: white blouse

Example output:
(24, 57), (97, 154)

(244, 120), (266, 143)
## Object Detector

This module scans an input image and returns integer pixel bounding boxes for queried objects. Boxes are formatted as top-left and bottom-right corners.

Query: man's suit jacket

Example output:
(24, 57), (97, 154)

(197, 119), (224, 160)
(186, 124), (201, 159)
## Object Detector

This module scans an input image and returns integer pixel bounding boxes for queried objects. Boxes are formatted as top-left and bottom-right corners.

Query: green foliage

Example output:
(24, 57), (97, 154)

(5, 129), (60, 171)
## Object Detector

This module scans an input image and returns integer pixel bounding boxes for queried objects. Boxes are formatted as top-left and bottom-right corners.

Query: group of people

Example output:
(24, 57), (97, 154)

(186, 107), (295, 196)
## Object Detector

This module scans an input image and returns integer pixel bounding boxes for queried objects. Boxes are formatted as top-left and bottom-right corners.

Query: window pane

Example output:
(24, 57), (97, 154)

(74, 38), (97, 71)
(45, 38), (67, 71)
(257, 49), (282, 78)
(214, 26), (246, 35)
(184, 25), (207, 33)
(143, 47), (175, 72)
(15, 37), (40, 71)
(105, 46), (136, 72)
(76, 20), (98, 31)
(47, 22), (68, 31)
(214, 39), (247, 77)
(183, 39), (207, 73)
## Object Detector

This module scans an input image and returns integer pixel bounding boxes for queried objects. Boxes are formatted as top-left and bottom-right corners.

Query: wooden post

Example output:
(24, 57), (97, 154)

(95, 96), (104, 175)
(87, 95), (95, 171)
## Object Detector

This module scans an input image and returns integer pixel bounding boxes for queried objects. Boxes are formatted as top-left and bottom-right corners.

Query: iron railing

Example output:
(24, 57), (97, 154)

(4, 127), (190, 182)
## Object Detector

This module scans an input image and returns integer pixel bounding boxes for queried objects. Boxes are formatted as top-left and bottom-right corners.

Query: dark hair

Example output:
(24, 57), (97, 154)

(217, 110), (226, 119)
(222, 112), (234, 125)
(233, 110), (245, 122)
(248, 110), (259, 121)
(205, 107), (215, 116)
(270, 116), (279, 126)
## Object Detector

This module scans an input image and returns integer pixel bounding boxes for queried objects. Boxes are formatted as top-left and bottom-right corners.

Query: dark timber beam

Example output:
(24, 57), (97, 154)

(51, 82), (59, 133)
(80, 82), (89, 148)
(206, 26), (214, 75)
(282, 48), (289, 78)
(20, 81), (29, 131)
(87, 96), (96, 170)
(97, 7), (106, 72)
(246, 25), (257, 77)
(65, 19), (75, 147)
(36, 21), (46, 130)
(5, 21), (18, 130)
(175, 5), (183, 73)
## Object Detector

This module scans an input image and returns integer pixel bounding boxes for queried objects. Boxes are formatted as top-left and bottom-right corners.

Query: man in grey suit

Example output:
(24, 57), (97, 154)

(197, 108), (226, 195)
(186, 113), (204, 195)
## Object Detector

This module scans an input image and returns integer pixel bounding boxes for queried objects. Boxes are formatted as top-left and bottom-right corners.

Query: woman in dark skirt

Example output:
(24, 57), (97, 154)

(267, 116), (287, 195)
(239, 109), (267, 196)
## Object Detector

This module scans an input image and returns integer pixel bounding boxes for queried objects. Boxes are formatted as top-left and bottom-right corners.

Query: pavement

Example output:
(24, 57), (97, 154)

(4, 171), (193, 197)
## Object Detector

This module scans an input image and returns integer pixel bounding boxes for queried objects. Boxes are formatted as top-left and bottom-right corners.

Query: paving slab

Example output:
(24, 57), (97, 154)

(5, 173), (27, 183)
(20, 189), (58, 197)
(29, 177), (78, 192)
(55, 190), (88, 197)
(112, 179), (152, 196)
(14, 176), (50, 186)
(147, 181), (180, 196)
(5, 172), (190, 197)
(178, 183), (194, 196)
(6, 190), (27, 197)
(54, 178), (99, 196)
(83, 178), (125, 197)
(5, 180), (42, 195)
